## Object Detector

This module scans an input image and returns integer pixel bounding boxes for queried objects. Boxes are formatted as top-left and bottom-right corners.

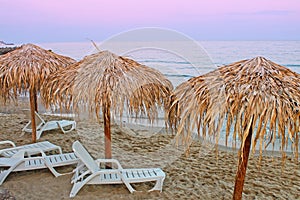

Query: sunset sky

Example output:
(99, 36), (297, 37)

(1, 0), (299, 43)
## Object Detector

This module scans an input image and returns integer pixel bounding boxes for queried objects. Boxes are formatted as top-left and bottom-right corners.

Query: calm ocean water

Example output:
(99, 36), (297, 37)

(41, 41), (300, 87)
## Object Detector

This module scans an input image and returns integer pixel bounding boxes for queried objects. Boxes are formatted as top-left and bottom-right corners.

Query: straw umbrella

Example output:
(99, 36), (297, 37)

(168, 56), (300, 200)
(0, 43), (76, 142)
(41, 50), (173, 159)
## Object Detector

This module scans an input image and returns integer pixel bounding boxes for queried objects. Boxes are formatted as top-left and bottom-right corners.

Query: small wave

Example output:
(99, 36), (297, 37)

(140, 60), (190, 65)
(286, 64), (300, 68)
(164, 74), (194, 78)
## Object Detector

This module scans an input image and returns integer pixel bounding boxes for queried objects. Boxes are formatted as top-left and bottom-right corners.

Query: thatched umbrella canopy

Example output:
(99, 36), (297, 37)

(41, 50), (173, 159)
(0, 43), (76, 142)
(168, 56), (300, 200)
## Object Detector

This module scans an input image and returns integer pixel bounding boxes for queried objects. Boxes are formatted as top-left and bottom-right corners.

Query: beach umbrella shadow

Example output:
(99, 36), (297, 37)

(0, 44), (76, 142)
(168, 56), (300, 199)
(41, 50), (173, 159)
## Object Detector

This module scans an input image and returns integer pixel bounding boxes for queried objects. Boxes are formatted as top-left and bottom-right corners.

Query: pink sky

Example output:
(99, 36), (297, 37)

(1, 0), (299, 42)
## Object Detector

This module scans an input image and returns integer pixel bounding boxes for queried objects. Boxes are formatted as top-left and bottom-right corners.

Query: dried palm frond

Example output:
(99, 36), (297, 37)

(169, 56), (300, 159)
(0, 43), (75, 101)
(41, 50), (173, 122)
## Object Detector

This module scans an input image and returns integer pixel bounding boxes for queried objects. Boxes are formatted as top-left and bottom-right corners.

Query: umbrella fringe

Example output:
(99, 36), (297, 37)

(167, 56), (300, 164)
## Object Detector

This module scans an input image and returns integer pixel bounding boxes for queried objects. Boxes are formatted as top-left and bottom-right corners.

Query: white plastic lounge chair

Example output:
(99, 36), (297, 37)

(70, 141), (165, 197)
(22, 109), (76, 140)
(0, 140), (62, 157)
(0, 148), (79, 185)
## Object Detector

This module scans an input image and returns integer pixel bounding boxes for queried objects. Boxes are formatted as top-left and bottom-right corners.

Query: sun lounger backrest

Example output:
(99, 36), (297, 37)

(72, 141), (99, 173)
(34, 111), (46, 125)
(22, 109), (45, 128)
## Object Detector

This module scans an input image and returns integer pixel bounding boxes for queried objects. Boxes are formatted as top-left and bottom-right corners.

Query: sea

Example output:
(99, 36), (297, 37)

(39, 40), (300, 86)
(38, 40), (300, 152)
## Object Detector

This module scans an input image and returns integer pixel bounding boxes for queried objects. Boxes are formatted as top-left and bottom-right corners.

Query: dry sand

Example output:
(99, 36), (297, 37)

(0, 104), (299, 199)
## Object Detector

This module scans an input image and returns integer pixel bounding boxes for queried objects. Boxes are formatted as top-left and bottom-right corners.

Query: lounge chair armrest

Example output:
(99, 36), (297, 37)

(95, 159), (123, 169)
(94, 169), (121, 175)
(72, 162), (85, 172)
(0, 140), (16, 147)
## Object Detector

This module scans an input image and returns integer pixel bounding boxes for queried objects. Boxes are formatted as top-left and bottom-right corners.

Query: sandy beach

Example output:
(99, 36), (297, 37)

(0, 102), (299, 200)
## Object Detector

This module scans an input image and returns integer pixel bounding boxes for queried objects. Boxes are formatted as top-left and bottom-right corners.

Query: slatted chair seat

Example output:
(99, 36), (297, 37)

(22, 109), (76, 140)
(0, 150), (79, 184)
(69, 141), (166, 197)
(0, 140), (62, 158)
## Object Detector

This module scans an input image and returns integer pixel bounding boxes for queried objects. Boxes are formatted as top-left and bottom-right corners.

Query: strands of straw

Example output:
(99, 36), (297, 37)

(169, 56), (300, 159)
(0, 43), (75, 100)
(41, 50), (173, 123)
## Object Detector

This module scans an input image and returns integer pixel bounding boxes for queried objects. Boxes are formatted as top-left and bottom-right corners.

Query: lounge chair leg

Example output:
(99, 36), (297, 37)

(148, 178), (164, 192)
(123, 181), (136, 193)
(58, 121), (76, 134)
(120, 176), (136, 193)
(42, 157), (63, 177)
(70, 174), (95, 198)
(70, 182), (84, 198)
(0, 170), (11, 185)
(36, 130), (43, 140)
(0, 159), (23, 185)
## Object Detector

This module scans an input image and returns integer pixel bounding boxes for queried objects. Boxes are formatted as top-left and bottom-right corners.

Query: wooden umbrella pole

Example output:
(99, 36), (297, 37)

(33, 88), (38, 112)
(103, 103), (112, 160)
(233, 120), (253, 200)
(29, 88), (37, 143)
